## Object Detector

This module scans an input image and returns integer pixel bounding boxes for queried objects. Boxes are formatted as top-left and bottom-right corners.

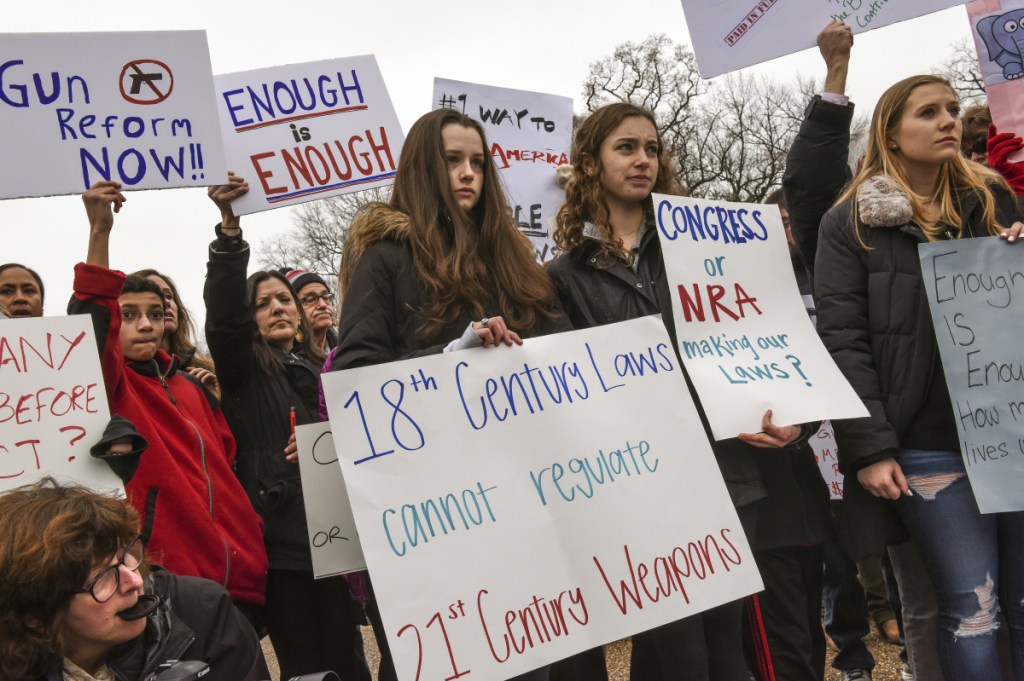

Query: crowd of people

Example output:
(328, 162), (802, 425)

(1, 18), (1022, 681)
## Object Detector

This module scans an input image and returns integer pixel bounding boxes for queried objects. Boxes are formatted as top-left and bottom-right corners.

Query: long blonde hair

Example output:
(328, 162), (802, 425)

(838, 75), (1007, 243)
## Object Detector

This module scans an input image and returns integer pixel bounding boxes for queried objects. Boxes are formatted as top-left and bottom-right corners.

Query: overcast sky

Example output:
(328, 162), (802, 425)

(3, 0), (973, 331)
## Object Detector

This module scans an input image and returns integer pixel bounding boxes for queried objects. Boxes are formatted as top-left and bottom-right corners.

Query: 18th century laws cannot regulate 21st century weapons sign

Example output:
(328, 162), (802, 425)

(321, 316), (763, 680)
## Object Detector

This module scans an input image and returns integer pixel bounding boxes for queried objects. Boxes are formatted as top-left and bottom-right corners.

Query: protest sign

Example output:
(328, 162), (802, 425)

(1, 31), (227, 199)
(655, 195), (868, 439)
(295, 422), (367, 578)
(810, 421), (844, 500)
(0, 315), (120, 493)
(679, 0), (964, 77)
(215, 56), (403, 215)
(322, 316), (762, 680)
(969, 0), (1024, 159)
(919, 237), (1024, 513)
(433, 78), (573, 263)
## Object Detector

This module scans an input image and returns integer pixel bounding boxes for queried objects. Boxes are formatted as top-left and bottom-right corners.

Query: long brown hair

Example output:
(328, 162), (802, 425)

(837, 75), (1007, 243)
(554, 103), (684, 256)
(132, 268), (214, 372)
(340, 108), (556, 339)
(0, 478), (139, 680)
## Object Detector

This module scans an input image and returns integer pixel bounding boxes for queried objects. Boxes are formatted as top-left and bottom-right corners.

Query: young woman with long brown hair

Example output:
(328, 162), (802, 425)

(328, 107), (570, 681)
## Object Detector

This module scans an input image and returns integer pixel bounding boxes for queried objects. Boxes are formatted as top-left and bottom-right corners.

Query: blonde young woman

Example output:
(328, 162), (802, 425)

(815, 75), (1024, 680)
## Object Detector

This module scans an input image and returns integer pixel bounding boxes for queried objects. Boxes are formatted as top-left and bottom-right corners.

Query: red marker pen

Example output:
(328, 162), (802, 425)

(289, 406), (296, 435)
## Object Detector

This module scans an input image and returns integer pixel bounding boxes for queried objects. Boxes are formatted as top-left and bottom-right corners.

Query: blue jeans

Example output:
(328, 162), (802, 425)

(896, 448), (1024, 680)
(822, 540), (875, 671)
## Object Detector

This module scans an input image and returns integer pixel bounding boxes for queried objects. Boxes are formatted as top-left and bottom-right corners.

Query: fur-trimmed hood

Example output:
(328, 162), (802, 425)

(338, 203), (411, 296)
(856, 174), (913, 228)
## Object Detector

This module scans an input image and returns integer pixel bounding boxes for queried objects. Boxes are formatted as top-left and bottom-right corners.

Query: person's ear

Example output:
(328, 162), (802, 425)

(582, 154), (596, 177)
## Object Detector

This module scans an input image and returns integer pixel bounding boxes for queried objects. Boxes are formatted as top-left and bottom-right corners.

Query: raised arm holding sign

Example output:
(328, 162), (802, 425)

(66, 187), (268, 609)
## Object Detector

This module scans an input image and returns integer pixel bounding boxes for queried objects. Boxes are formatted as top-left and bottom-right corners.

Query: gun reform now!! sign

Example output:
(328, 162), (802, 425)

(0, 31), (227, 199)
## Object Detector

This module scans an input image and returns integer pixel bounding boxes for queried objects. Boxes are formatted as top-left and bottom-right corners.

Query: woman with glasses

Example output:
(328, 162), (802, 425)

(280, 268), (337, 361)
(0, 477), (268, 681)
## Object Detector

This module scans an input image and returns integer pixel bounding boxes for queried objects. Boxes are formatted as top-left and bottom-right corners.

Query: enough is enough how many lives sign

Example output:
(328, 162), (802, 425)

(920, 237), (1024, 514)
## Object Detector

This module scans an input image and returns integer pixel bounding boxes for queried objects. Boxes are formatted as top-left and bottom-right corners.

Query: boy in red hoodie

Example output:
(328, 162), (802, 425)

(69, 181), (267, 610)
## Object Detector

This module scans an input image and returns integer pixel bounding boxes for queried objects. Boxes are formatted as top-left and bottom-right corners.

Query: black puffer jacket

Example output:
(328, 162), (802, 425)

(782, 95), (856, 281)
(816, 175), (1019, 556)
(548, 229), (772, 511)
(205, 229), (322, 571)
(331, 239), (571, 370)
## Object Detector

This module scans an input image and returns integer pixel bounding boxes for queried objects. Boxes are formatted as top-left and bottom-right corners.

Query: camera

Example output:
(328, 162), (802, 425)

(288, 675), (340, 681)
(149, 660), (209, 680)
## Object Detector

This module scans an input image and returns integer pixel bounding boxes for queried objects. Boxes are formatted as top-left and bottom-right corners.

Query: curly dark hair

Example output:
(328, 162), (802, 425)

(0, 477), (139, 680)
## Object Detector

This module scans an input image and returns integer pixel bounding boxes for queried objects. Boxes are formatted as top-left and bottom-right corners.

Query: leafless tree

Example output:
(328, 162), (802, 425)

(257, 186), (391, 290)
(691, 74), (806, 202)
(940, 38), (986, 107)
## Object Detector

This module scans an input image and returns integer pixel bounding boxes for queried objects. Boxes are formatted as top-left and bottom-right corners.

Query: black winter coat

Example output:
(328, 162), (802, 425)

(815, 176), (1020, 557)
(782, 95), (855, 280)
(44, 566), (268, 681)
(547, 229), (831, 549)
(330, 239), (572, 371)
(205, 230), (322, 571)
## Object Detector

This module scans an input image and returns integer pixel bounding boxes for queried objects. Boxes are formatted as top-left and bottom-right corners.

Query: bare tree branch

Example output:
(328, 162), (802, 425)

(939, 38), (986, 107)
(256, 186), (392, 291)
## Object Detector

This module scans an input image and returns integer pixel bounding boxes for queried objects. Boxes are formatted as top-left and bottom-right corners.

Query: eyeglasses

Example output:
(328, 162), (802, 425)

(972, 136), (988, 155)
(299, 291), (335, 307)
(75, 534), (143, 603)
(121, 309), (166, 324)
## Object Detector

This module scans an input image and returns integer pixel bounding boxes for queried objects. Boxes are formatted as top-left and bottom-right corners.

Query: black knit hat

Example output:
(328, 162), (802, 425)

(278, 267), (330, 295)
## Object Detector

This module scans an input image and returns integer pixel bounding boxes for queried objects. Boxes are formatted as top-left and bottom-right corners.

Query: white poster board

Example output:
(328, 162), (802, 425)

(215, 56), (403, 215)
(322, 316), (762, 681)
(0, 315), (120, 493)
(295, 421), (367, 577)
(1, 31), (227, 199)
(678, 0), (965, 77)
(433, 78), (572, 262)
(919, 238), (1024, 513)
(656, 194), (868, 439)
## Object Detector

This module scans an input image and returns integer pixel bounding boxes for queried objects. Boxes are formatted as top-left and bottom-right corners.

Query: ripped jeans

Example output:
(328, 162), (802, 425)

(896, 448), (1024, 680)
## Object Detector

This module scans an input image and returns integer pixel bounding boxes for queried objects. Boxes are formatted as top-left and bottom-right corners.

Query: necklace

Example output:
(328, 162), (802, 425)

(613, 216), (645, 240)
